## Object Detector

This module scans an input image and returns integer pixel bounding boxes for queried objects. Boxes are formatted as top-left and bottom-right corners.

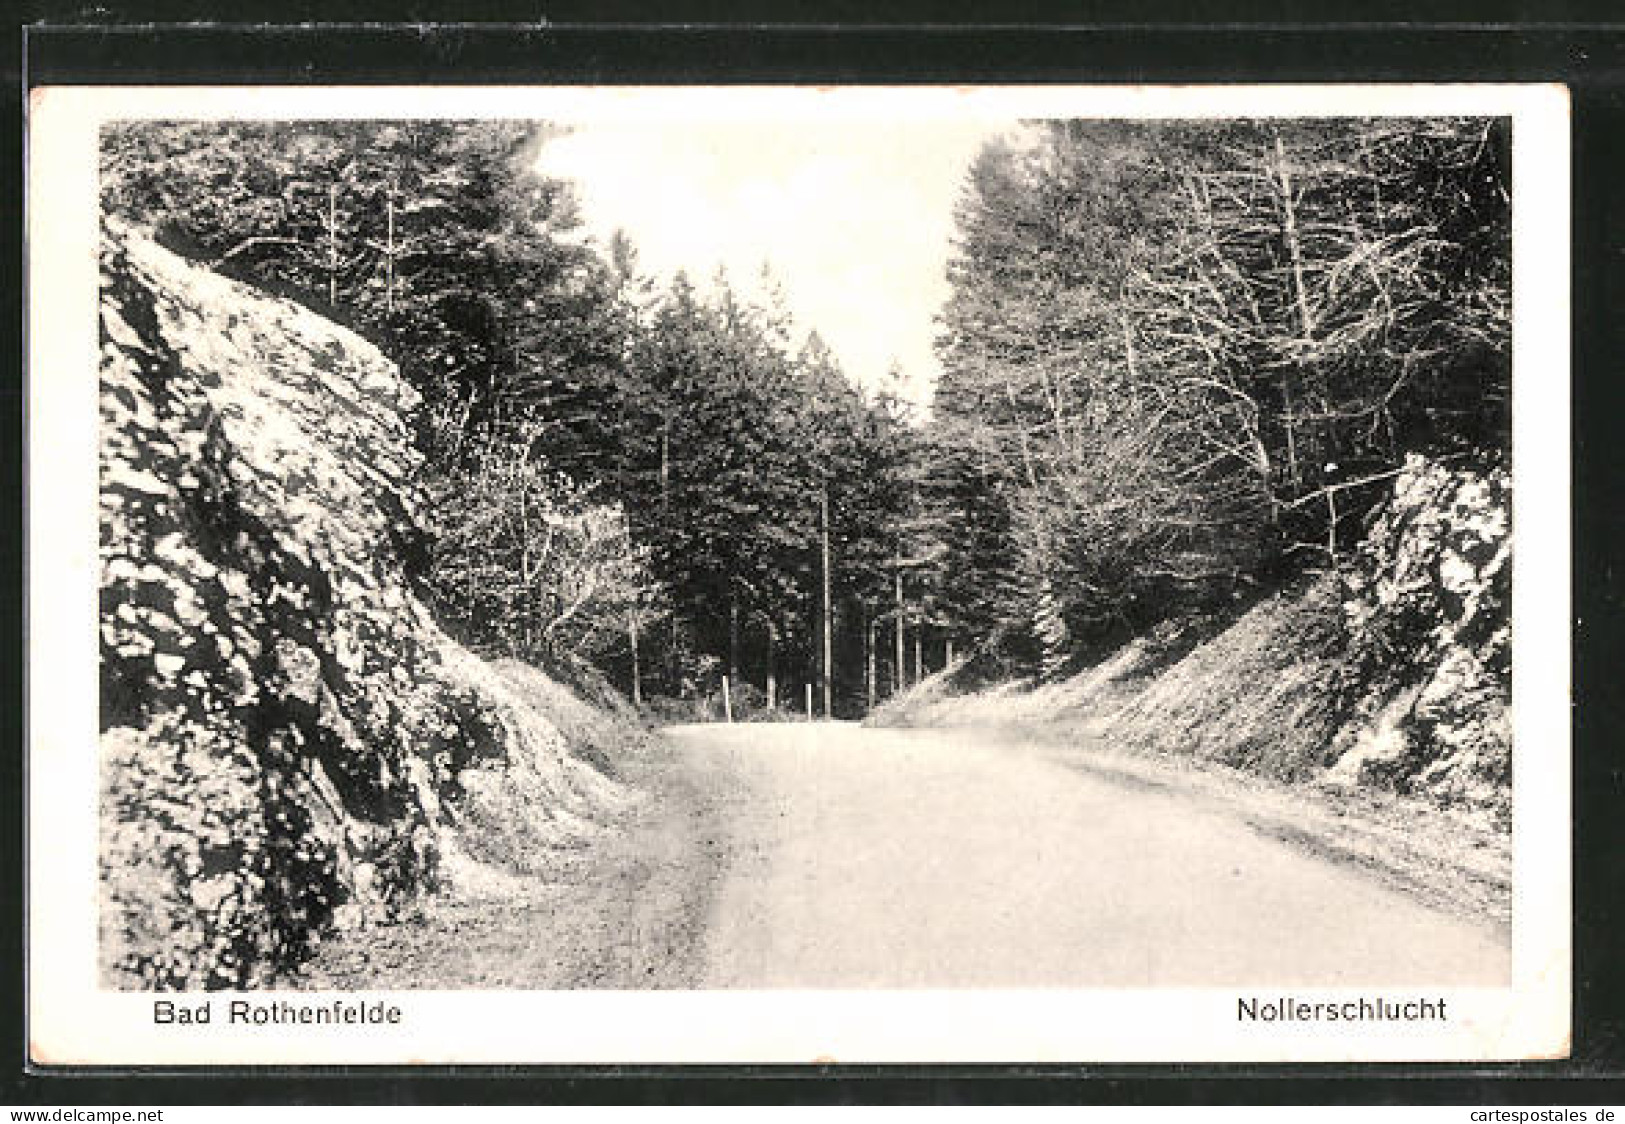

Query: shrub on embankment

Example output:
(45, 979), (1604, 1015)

(97, 225), (632, 989)
(870, 456), (1512, 826)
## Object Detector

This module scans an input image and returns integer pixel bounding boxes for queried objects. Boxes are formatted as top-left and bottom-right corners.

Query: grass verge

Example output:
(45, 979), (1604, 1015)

(951, 721), (1510, 930)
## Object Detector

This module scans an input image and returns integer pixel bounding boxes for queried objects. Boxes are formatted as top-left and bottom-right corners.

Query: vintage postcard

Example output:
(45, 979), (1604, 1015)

(26, 83), (1570, 1064)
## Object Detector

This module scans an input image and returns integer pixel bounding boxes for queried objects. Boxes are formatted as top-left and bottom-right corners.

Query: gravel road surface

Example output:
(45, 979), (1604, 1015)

(669, 721), (1510, 988)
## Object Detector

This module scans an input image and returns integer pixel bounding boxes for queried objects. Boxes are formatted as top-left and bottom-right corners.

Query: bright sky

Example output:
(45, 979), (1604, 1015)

(534, 120), (1013, 408)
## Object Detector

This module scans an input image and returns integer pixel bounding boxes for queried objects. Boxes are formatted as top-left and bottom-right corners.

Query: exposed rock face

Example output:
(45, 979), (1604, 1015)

(98, 225), (620, 989)
(1329, 455), (1512, 821)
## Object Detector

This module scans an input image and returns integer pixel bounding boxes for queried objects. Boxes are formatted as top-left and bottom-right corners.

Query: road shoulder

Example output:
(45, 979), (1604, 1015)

(292, 732), (724, 990)
(889, 721), (1511, 934)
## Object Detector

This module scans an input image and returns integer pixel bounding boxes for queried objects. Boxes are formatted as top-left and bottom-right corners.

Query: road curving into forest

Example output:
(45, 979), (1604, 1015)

(666, 721), (1511, 989)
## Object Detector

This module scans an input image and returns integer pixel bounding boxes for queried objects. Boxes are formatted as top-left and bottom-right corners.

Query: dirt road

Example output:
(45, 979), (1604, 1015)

(670, 721), (1510, 988)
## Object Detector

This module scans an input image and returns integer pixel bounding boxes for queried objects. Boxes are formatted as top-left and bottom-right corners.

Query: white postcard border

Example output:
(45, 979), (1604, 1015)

(26, 82), (1571, 1066)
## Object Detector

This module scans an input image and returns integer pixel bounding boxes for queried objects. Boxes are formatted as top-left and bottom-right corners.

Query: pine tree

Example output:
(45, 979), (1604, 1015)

(924, 118), (1510, 672)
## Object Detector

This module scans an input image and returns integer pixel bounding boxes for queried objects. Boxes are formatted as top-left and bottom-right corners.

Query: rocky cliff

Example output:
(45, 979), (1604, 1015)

(1325, 455), (1512, 817)
(98, 224), (625, 989)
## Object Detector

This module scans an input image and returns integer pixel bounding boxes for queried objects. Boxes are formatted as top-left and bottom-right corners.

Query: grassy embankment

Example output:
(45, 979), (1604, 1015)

(295, 660), (724, 989)
(868, 576), (1512, 929)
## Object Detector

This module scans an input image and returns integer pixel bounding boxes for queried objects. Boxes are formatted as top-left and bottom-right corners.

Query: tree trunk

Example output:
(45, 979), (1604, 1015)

(913, 628), (923, 685)
(865, 616), (877, 711)
(1274, 133), (1317, 343)
(659, 423), (670, 517)
(728, 593), (740, 685)
(1121, 312), (1139, 381)
(1273, 132), (1311, 490)
(326, 182), (339, 309)
(629, 619), (642, 707)
(1326, 487), (1339, 562)
(1004, 379), (1041, 488)
(820, 484), (833, 718)
(894, 564), (906, 695)
(666, 616), (679, 698)
(1034, 578), (1071, 682)
(945, 637), (955, 667)
(765, 620), (777, 711)
(385, 192), (395, 317)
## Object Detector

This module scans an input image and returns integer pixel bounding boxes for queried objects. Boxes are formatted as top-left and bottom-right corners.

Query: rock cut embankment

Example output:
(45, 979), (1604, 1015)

(98, 225), (625, 989)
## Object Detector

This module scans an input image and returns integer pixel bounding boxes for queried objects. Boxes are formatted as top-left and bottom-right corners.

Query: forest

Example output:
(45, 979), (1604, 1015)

(101, 115), (1511, 719)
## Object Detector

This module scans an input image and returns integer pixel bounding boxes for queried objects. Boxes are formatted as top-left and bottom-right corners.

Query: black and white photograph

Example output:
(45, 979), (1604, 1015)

(26, 84), (1570, 1064)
